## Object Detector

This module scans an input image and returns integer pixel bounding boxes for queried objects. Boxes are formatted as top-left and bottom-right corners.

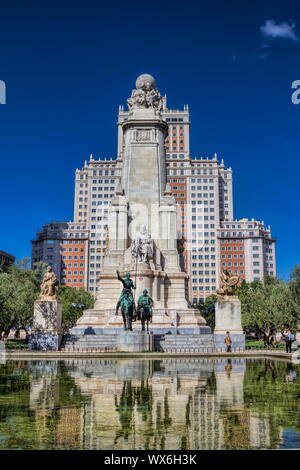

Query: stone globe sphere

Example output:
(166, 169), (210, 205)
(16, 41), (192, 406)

(135, 74), (156, 91)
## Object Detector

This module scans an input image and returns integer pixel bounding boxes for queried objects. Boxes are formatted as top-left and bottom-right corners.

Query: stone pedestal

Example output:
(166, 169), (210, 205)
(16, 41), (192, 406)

(71, 307), (209, 336)
(214, 298), (245, 350)
(29, 300), (62, 351)
(116, 330), (154, 352)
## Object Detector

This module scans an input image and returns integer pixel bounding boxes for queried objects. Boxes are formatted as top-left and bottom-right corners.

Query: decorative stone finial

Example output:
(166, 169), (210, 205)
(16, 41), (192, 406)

(127, 74), (163, 111)
(136, 74), (156, 90)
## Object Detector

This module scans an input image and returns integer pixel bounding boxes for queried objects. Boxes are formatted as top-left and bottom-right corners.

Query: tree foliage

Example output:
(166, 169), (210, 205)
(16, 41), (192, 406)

(0, 259), (42, 339)
(0, 259), (94, 338)
(237, 274), (299, 347)
(196, 294), (217, 330)
(58, 286), (94, 330)
(289, 265), (300, 307)
(195, 267), (300, 347)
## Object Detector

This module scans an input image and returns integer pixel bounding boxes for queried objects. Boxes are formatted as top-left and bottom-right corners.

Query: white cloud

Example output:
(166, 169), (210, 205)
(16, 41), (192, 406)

(260, 19), (299, 42)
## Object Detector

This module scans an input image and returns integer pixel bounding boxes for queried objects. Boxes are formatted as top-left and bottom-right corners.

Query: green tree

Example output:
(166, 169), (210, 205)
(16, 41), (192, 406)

(289, 265), (300, 308)
(0, 259), (94, 338)
(0, 259), (40, 340)
(237, 276), (299, 347)
(31, 260), (49, 290)
(58, 286), (94, 330)
(196, 294), (217, 330)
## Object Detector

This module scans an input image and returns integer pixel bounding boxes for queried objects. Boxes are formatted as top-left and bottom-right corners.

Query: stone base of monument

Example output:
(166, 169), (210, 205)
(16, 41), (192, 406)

(71, 308), (211, 336)
(213, 298), (245, 351)
(29, 333), (63, 351)
(116, 330), (154, 352)
(29, 300), (62, 351)
(65, 306), (212, 352)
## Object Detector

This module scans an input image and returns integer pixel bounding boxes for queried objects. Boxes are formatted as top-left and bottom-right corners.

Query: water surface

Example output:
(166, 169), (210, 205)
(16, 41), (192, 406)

(0, 358), (299, 450)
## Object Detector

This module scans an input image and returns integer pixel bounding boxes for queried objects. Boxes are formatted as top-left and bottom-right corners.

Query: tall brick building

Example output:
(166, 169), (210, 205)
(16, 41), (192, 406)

(31, 221), (89, 288)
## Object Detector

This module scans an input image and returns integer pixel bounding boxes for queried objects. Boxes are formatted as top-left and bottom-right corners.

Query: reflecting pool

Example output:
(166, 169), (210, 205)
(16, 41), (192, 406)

(0, 358), (300, 450)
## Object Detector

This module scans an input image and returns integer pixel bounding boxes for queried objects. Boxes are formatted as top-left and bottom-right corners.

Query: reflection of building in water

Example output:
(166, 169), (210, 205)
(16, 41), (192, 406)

(249, 416), (271, 449)
(28, 360), (83, 448)
(63, 359), (270, 449)
(64, 359), (217, 449)
(215, 359), (271, 449)
(26, 358), (275, 450)
(29, 361), (60, 445)
(56, 407), (82, 448)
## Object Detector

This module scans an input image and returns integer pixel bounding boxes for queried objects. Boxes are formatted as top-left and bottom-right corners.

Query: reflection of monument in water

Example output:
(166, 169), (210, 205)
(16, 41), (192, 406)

(63, 358), (223, 450)
(69, 74), (212, 351)
(25, 358), (271, 450)
(1, 359), (287, 450)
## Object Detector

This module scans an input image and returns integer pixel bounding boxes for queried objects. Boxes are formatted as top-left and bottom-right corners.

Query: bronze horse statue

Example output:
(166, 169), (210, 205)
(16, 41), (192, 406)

(116, 291), (136, 331)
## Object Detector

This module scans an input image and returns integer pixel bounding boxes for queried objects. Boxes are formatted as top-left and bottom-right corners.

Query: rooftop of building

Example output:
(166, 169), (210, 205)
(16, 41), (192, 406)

(220, 218), (270, 228)
(75, 153), (233, 171)
(218, 219), (275, 240)
(32, 221), (89, 242)
(0, 250), (15, 261)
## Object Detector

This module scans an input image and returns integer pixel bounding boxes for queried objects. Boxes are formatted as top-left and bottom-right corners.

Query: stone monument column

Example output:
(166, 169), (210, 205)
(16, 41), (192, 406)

(29, 266), (63, 351)
(123, 74), (167, 232)
(72, 74), (209, 339)
(122, 120), (168, 244)
(214, 270), (245, 350)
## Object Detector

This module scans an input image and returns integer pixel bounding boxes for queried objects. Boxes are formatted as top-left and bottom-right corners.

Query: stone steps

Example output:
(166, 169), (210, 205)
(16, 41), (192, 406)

(61, 333), (216, 353)
(160, 334), (215, 353)
(61, 334), (117, 351)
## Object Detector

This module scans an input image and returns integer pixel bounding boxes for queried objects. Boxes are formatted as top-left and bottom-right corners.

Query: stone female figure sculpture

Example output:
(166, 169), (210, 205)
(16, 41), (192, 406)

(38, 266), (59, 300)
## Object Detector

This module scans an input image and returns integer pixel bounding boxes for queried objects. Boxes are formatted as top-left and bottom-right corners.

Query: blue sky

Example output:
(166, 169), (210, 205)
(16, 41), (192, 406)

(0, 0), (299, 280)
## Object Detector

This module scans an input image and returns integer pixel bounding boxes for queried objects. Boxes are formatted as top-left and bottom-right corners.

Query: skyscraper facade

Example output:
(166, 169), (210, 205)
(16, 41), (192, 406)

(31, 221), (89, 288)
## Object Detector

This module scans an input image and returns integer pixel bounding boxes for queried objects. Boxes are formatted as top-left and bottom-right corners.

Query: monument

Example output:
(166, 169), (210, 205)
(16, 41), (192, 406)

(214, 270), (245, 350)
(29, 266), (63, 350)
(71, 74), (210, 351)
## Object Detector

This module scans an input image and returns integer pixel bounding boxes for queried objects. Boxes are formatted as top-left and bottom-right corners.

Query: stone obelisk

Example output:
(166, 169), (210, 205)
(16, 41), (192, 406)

(73, 74), (209, 336)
